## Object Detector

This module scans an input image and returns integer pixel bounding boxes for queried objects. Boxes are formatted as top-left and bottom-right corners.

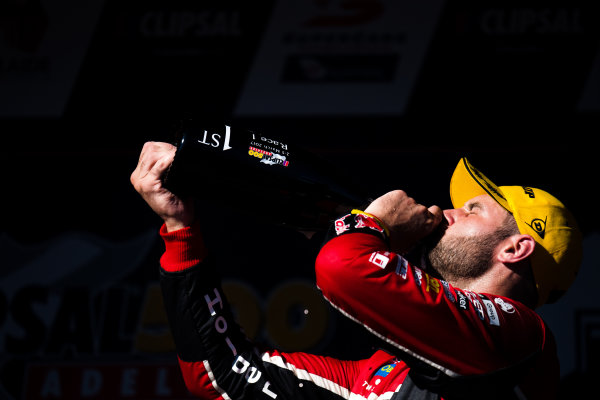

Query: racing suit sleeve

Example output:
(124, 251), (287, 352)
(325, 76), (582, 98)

(314, 212), (558, 394)
(158, 222), (367, 400)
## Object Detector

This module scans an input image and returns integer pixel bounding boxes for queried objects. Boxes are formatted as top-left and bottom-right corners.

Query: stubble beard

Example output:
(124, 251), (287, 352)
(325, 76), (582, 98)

(425, 230), (499, 283)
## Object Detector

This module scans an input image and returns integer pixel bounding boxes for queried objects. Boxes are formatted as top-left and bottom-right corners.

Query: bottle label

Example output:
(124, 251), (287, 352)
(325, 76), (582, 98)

(248, 131), (290, 168)
(194, 124), (234, 151)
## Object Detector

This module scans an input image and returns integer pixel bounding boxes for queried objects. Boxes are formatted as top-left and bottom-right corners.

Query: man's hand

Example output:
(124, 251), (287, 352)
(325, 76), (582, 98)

(130, 141), (194, 231)
(364, 190), (443, 254)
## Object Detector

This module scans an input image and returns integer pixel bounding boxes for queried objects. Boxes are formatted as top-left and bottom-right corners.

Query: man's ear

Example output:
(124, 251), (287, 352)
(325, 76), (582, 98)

(497, 234), (536, 264)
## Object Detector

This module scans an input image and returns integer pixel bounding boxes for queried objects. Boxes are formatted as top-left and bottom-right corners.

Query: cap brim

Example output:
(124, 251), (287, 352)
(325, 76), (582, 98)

(450, 158), (511, 212)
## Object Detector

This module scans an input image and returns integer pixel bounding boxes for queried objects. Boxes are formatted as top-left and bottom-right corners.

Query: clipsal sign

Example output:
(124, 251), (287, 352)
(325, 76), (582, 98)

(24, 362), (193, 400)
(1, 229), (333, 398)
(8, 279), (329, 399)
(479, 7), (584, 35)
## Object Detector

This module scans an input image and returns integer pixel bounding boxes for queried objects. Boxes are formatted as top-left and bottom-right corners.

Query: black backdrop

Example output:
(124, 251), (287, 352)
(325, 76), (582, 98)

(2, 1), (599, 399)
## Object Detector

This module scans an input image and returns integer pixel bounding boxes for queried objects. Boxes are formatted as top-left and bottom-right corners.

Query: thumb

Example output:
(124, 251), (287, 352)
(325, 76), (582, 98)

(426, 205), (444, 231)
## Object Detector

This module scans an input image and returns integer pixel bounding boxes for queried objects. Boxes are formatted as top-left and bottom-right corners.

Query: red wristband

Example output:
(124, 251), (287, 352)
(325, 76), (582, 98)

(159, 222), (207, 272)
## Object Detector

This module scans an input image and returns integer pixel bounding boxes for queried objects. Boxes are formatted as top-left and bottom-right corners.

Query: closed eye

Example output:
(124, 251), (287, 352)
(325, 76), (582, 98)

(466, 201), (482, 213)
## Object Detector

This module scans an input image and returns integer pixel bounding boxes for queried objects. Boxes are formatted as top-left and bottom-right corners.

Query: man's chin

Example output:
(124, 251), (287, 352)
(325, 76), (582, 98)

(417, 224), (448, 279)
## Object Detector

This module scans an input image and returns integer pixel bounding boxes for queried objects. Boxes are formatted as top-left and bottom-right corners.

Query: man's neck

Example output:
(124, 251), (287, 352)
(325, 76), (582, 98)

(448, 264), (536, 309)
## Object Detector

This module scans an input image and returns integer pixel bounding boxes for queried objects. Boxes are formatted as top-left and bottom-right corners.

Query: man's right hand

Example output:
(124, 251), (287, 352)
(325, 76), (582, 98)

(130, 141), (195, 231)
(364, 190), (443, 254)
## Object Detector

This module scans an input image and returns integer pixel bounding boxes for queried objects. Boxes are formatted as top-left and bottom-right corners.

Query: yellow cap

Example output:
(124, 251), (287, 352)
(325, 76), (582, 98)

(449, 158), (583, 308)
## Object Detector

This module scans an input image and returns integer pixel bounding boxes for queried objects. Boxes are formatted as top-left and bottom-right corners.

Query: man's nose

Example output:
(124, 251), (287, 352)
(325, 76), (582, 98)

(443, 208), (465, 225)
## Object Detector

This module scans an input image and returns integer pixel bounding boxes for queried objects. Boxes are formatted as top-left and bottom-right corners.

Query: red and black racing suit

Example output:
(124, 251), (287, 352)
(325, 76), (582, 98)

(159, 212), (560, 399)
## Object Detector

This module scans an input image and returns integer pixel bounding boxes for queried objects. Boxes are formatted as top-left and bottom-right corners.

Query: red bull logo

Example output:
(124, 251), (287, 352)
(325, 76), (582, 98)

(354, 214), (384, 233)
(334, 217), (350, 235)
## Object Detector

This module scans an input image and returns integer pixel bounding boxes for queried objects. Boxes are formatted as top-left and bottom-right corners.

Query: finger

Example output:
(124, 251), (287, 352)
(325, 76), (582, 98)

(424, 205), (443, 233)
(139, 143), (175, 180)
(148, 152), (175, 180)
(138, 154), (160, 181)
(132, 142), (155, 177)
(413, 204), (442, 234)
(428, 205), (443, 224)
(136, 141), (158, 170)
(131, 144), (152, 189)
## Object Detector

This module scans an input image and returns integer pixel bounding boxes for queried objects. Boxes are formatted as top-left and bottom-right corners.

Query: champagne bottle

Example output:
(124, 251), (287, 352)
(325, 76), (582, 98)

(163, 119), (372, 231)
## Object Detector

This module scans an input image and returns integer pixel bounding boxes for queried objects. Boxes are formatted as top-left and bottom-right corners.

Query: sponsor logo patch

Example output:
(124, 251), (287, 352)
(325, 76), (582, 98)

(441, 280), (456, 303)
(334, 217), (351, 235)
(456, 291), (469, 311)
(414, 267), (423, 287)
(375, 364), (395, 377)
(424, 274), (440, 294)
(525, 216), (547, 239)
(369, 252), (390, 269)
(354, 214), (384, 233)
(260, 153), (289, 167)
(482, 298), (500, 326)
(494, 298), (516, 314)
(395, 257), (408, 279)
(465, 291), (485, 320)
